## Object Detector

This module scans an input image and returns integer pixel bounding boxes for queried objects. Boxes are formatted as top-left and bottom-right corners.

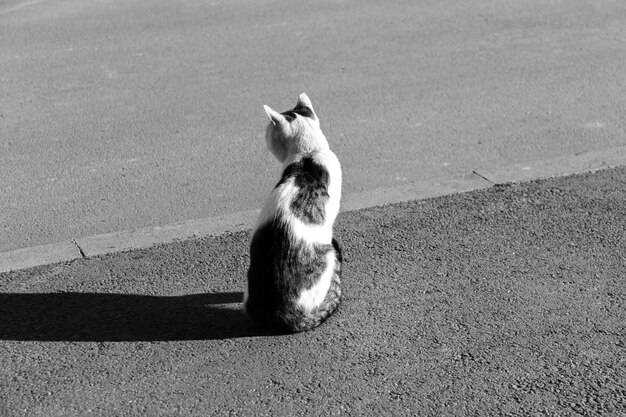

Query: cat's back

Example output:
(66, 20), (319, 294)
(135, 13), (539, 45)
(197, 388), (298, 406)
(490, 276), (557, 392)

(276, 149), (341, 226)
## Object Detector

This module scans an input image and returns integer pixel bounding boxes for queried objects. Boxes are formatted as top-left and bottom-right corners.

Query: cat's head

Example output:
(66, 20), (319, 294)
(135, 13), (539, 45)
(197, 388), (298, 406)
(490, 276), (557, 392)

(263, 93), (329, 162)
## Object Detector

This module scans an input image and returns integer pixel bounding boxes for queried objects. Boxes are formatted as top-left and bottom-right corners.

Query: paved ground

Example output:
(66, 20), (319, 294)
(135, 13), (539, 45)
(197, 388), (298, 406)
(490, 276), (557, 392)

(2, 0), (626, 252)
(1, 166), (625, 416)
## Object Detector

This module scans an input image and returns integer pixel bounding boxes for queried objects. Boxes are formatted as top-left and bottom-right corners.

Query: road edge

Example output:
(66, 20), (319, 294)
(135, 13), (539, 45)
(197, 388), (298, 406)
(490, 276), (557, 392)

(1, 146), (624, 274)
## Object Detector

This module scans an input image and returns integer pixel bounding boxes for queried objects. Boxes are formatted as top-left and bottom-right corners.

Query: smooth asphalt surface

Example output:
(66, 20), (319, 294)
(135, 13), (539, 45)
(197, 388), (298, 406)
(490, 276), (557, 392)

(2, 0), (626, 252)
(1, 166), (625, 416)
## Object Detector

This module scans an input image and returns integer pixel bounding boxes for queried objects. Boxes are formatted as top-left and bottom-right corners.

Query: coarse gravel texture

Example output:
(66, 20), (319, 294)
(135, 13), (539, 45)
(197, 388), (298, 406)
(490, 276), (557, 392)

(1, 166), (625, 416)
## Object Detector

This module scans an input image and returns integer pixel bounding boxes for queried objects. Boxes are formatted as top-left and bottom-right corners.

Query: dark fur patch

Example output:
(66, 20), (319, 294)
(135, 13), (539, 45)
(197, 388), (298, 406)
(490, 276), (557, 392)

(331, 238), (343, 264)
(276, 156), (329, 224)
(281, 105), (315, 121)
(245, 219), (335, 330)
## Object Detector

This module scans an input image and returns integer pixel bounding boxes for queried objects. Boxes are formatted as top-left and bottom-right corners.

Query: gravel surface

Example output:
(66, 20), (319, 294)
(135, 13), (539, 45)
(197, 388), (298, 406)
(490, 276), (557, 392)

(1, 167), (625, 416)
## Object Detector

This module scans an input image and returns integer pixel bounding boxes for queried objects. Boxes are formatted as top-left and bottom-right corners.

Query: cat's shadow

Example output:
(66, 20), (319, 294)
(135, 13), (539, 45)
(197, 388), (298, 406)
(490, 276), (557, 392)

(0, 291), (274, 341)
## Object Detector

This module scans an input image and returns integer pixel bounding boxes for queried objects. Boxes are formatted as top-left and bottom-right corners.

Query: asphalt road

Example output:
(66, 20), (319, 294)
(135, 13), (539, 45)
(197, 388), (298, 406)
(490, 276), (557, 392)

(1, 166), (625, 416)
(2, 0), (626, 252)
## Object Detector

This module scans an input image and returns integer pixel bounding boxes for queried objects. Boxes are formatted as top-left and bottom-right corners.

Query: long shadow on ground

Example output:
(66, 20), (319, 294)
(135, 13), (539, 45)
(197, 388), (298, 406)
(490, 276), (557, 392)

(0, 291), (271, 341)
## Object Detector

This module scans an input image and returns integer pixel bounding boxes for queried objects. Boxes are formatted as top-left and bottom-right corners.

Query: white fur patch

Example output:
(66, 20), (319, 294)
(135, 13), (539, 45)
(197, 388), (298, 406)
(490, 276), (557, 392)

(253, 176), (296, 230)
(296, 250), (335, 312)
(314, 150), (342, 225)
(290, 217), (332, 245)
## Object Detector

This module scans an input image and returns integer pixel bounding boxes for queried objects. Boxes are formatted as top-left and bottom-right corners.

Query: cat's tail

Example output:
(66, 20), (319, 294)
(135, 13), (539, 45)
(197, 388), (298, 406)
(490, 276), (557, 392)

(279, 238), (343, 333)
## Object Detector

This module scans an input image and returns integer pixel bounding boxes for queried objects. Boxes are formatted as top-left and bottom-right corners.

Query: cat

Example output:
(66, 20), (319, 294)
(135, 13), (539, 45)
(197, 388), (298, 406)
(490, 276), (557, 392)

(243, 93), (343, 333)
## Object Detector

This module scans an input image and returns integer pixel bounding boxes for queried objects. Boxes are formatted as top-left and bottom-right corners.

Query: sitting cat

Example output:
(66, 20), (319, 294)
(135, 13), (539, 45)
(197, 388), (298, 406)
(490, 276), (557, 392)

(243, 93), (343, 333)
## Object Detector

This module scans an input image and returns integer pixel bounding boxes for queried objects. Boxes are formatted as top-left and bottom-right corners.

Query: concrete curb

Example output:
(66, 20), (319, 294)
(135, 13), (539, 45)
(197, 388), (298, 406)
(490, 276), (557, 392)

(474, 145), (626, 185)
(0, 174), (489, 274)
(1, 146), (624, 274)
(0, 241), (82, 274)
(74, 209), (261, 258)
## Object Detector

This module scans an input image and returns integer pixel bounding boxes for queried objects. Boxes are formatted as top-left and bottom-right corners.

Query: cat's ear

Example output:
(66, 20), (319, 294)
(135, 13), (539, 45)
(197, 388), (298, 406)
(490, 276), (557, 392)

(296, 93), (316, 117)
(297, 93), (313, 109)
(263, 104), (286, 126)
